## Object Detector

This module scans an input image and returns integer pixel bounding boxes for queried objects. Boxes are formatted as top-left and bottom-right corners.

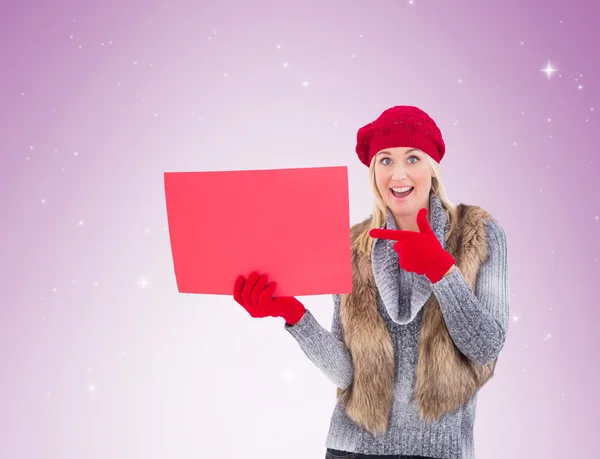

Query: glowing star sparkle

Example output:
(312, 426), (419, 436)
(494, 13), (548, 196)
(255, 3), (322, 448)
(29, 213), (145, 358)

(542, 61), (558, 79)
(137, 277), (150, 289)
(283, 368), (295, 380)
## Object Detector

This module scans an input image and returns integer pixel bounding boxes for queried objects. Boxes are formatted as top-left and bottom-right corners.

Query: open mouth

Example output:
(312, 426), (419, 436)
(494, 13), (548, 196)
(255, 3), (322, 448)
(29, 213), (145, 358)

(390, 187), (414, 199)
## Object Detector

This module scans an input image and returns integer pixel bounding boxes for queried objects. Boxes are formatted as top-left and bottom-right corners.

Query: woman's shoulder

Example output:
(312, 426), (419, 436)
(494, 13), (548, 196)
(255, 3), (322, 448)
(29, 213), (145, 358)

(455, 202), (507, 242)
(484, 218), (507, 248)
(349, 214), (372, 239)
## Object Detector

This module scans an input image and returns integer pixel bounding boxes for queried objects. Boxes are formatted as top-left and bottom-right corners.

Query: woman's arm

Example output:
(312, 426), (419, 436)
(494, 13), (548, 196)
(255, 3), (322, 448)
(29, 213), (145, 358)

(284, 294), (354, 389)
(432, 218), (510, 365)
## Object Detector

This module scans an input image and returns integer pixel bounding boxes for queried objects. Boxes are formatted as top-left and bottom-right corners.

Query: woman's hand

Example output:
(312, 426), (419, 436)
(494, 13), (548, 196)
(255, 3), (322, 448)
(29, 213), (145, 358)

(233, 271), (306, 325)
(369, 208), (455, 284)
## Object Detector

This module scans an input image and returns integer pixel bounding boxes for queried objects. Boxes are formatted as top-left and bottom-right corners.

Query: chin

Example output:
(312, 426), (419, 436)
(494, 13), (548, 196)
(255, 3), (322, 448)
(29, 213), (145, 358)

(391, 205), (416, 215)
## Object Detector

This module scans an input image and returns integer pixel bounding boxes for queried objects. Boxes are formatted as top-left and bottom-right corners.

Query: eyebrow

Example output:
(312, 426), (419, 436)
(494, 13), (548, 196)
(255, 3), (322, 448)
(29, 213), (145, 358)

(376, 148), (420, 156)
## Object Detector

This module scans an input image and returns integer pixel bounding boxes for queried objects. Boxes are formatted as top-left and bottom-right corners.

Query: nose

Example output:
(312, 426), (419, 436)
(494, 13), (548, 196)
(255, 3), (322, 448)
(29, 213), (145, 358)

(391, 164), (408, 180)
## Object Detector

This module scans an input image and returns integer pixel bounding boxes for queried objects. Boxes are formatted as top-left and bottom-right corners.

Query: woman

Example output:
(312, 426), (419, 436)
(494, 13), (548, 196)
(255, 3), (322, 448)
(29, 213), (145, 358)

(233, 106), (510, 459)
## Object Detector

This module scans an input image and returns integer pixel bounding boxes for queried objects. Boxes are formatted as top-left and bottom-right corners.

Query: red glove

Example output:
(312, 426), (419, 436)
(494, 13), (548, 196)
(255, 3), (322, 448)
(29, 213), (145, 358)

(233, 271), (306, 325)
(369, 208), (455, 284)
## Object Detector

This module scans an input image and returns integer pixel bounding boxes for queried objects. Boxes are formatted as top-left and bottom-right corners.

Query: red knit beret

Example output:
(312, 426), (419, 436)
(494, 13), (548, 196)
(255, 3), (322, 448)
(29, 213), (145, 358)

(355, 105), (446, 167)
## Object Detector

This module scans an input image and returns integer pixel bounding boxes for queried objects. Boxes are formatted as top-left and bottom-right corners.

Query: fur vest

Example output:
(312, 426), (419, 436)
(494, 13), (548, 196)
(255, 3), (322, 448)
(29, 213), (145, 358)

(336, 203), (498, 437)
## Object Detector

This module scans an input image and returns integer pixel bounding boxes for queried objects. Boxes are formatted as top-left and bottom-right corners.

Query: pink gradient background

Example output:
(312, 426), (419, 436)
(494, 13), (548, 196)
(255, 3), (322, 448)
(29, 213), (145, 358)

(1, 0), (599, 458)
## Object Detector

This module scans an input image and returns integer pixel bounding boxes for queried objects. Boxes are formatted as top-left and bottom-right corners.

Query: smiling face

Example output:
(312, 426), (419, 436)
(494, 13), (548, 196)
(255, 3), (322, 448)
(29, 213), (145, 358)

(373, 147), (433, 228)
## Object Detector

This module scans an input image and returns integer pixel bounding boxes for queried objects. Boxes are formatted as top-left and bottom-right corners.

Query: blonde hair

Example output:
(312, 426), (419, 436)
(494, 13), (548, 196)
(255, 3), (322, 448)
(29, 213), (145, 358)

(354, 153), (458, 258)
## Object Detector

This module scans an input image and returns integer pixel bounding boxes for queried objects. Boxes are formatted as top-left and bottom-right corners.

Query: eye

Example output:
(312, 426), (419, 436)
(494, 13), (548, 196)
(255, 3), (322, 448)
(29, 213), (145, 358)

(380, 157), (392, 165)
(408, 155), (419, 163)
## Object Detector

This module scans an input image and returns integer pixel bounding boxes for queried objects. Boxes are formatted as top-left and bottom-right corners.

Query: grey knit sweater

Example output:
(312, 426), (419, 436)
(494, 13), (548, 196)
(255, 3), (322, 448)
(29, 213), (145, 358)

(284, 195), (510, 459)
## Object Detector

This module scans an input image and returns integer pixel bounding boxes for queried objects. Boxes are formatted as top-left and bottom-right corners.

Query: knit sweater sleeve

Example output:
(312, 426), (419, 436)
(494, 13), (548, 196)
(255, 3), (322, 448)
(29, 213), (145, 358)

(283, 294), (354, 389)
(431, 218), (510, 365)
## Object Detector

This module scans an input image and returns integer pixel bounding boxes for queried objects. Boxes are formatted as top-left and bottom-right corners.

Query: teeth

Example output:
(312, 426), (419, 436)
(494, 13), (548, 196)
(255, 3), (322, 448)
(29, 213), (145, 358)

(392, 187), (413, 192)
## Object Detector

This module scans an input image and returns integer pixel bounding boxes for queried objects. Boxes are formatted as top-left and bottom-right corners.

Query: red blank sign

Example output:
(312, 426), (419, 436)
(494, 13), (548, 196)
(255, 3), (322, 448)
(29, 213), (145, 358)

(164, 166), (353, 297)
